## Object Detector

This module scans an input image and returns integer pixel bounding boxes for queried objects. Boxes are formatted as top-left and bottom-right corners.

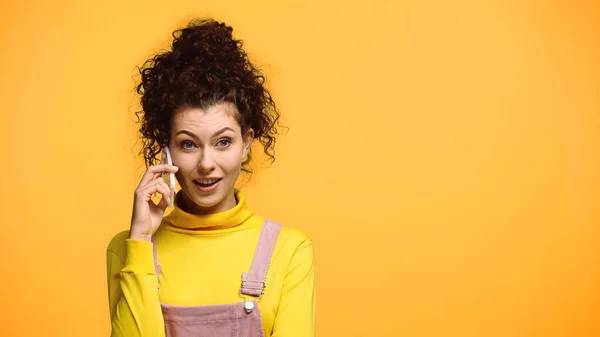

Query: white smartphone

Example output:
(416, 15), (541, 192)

(162, 146), (176, 207)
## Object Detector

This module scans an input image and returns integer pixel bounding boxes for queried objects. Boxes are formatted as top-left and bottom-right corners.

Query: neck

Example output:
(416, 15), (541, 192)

(164, 189), (254, 231)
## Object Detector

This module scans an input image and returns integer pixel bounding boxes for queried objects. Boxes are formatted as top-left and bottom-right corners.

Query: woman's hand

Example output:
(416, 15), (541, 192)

(129, 164), (179, 241)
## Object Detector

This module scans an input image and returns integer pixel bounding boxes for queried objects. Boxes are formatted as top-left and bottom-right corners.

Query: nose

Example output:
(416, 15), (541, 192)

(197, 148), (216, 174)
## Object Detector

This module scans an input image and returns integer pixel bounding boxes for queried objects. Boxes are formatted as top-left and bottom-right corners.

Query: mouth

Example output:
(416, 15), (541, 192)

(193, 178), (222, 188)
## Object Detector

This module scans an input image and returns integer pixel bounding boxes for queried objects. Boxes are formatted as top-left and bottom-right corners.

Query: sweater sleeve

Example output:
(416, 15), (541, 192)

(107, 239), (165, 337)
(271, 239), (316, 337)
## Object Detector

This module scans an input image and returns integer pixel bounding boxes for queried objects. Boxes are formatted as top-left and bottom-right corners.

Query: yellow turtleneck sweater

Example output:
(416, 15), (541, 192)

(106, 190), (315, 337)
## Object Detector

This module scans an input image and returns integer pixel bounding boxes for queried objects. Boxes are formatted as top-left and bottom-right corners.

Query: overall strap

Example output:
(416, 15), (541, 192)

(240, 220), (282, 297)
(151, 235), (162, 279)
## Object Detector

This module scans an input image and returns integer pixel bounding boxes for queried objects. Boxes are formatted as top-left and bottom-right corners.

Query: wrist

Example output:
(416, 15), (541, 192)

(128, 231), (152, 242)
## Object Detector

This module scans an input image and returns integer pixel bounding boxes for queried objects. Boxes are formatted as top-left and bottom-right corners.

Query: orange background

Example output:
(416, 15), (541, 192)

(1, 1), (598, 336)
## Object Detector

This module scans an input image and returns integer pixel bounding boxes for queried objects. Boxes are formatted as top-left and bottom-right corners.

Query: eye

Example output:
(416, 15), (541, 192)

(216, 138), (232, 148)
(180, 140), (195, 149)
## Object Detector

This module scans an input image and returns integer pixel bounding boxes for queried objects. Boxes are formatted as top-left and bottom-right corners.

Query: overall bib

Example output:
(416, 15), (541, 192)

(151, 220), (281, 337)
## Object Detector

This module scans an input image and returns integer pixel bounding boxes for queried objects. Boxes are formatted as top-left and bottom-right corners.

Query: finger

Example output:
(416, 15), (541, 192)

(156, 192), (169, 210)
(154, 183), (173, 209)
(154, 179), (173, 206)
(138, 164), (179, 187)
(136, 179), (172, 203)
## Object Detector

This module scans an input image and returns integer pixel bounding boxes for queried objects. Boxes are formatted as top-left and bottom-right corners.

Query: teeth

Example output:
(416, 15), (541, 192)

(196, 179), (219, 184)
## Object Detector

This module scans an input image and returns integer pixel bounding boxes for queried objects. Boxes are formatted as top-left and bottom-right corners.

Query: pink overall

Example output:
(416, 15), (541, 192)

(152, 220), (281, 337)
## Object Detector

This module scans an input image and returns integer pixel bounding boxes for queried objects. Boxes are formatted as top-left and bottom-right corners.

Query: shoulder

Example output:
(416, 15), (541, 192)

(106, 230), (131, 259)
(268, 220), (313, 251)
(268, 221), (315, 276)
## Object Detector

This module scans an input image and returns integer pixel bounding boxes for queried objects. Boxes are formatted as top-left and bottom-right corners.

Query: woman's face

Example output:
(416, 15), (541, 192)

(169, 103), (254, 214)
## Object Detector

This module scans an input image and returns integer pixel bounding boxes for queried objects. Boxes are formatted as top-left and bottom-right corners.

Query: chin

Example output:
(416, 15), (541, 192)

(179, 189), (228, 213)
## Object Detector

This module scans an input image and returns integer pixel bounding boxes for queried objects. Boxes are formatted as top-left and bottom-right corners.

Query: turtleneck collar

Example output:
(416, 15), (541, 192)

(162, 189), (254, 232)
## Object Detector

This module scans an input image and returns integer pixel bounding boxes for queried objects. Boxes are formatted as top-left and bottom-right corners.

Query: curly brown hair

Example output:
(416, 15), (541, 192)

(135, 18), (280, 172)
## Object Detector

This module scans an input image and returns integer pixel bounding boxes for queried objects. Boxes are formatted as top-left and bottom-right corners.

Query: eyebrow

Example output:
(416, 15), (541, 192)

(174, 127), (235, 140)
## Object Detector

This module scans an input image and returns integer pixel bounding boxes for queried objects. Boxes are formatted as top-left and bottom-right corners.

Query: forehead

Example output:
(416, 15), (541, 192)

(171, 103), (241, 133)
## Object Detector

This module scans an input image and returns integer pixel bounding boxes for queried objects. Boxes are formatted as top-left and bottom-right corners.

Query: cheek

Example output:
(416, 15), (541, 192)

(218, 151), (244, 172)
(171, 156), (186, 169)
(171, 155), (196, 179)
(174, 169), (188, 183)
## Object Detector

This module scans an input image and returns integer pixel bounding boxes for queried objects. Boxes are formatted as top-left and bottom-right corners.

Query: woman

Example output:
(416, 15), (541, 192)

(106, 18), (315, 337)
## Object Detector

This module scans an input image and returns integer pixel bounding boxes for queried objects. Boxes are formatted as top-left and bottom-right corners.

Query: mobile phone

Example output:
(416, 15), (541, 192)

(162, 146), (176, 207)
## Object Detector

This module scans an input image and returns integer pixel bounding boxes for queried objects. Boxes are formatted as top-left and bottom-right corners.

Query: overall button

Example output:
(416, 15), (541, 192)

(244, 301), (255, 313)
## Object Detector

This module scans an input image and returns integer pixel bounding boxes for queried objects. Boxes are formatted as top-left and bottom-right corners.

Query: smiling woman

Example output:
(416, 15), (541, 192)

(170, 104), (254, 215)
(106, 18), (315, 337)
